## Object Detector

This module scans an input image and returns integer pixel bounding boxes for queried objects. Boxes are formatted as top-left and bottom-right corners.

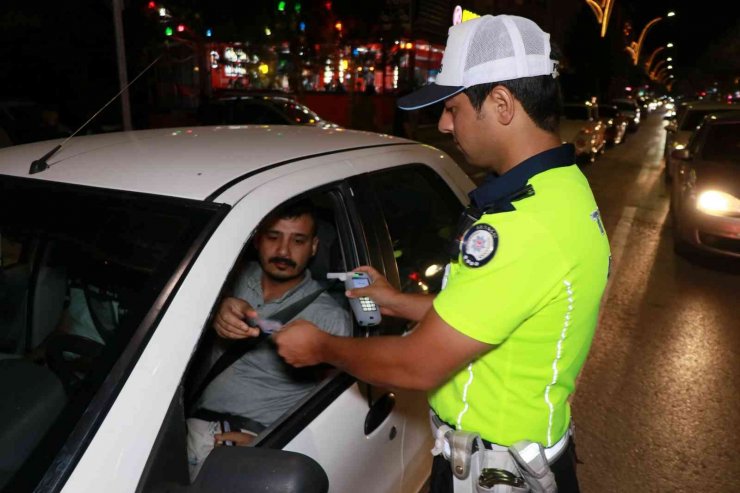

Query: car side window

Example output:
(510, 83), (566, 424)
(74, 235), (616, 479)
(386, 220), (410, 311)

(366, 165), (464, 295)
(0, 179), (220, 492)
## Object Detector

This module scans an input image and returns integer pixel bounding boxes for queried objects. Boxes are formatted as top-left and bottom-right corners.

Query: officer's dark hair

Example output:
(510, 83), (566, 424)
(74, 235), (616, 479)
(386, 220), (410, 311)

(463, 44), (562, 133)
(260, 199), (318, 237)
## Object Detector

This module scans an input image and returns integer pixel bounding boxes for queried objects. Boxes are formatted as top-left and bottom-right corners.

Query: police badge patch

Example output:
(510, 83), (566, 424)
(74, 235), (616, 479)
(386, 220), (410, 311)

(462, 224), (498, 268)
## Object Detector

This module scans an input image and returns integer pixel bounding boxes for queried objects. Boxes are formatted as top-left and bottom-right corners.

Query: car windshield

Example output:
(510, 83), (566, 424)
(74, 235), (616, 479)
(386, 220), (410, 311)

(613, 101), (636, 112)
(563, 106), (590, 120)
(701, 123), (740, 162)
(0, 177), (223, 491)
(274, 100), (323, 125)
(599, 106), (619, 118)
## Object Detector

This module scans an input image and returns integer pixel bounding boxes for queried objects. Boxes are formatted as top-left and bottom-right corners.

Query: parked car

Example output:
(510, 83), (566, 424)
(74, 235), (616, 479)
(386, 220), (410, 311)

(197, 94), (338, 128)
(664, 100), (738, 182)
(0, 126), (471, 492)
(610, 98), (641, 132)
(670, 111), (740, 258)
(598, 104), (629, 147)
(0, 100), (71, 148)
(560, 101), (606, 163)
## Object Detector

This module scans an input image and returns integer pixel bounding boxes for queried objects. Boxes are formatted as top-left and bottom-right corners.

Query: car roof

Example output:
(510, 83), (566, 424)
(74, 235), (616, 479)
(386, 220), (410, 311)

(0, 126), (413, 201)
(211, 95), (294, 104)
(611, 98), (638, 104)
(700, 111), (740, 125)
(683, 101), (738, 111)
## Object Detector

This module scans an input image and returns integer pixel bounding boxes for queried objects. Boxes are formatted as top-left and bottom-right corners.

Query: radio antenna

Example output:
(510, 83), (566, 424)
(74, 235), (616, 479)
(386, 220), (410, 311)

(29, 54), (163, 174)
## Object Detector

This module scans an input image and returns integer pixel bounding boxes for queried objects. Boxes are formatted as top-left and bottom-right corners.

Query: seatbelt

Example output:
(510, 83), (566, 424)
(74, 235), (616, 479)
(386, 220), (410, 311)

(189, 283), (331, 408)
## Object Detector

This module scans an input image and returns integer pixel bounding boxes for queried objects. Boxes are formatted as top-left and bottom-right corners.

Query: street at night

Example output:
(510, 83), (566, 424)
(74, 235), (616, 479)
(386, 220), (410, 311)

(573, 113), (739, 493)
(2, 1), (740, 492)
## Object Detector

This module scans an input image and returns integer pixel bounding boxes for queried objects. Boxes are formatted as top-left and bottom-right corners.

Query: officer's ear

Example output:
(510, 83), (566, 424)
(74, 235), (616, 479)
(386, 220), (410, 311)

(488, 86), (515, 126)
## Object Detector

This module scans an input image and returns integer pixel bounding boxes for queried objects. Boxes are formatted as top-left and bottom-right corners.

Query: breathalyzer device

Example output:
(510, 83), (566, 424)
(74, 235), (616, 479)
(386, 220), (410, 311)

(327, 272), (382, 326)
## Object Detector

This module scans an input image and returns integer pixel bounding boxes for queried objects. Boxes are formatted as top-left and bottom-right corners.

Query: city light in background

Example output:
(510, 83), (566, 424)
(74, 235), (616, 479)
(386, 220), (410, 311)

(584, 0), (615, 38)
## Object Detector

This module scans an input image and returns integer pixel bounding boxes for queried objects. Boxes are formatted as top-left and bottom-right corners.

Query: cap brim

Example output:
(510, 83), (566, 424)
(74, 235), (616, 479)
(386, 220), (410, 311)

(397, 84), (465, 110)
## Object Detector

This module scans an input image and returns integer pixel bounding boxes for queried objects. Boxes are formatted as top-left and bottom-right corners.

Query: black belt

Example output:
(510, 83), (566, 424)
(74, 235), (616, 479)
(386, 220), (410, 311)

(192, 408), (266, 433)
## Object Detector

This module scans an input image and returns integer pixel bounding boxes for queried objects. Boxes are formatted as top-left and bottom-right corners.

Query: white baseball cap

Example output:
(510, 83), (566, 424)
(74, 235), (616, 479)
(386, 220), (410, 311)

(398, 15), (558, 110)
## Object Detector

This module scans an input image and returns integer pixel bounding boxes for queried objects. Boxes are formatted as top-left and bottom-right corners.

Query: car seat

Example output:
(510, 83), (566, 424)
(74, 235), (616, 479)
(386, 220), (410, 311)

(0, 263), (30, 357)
(26, 240), (67, 351)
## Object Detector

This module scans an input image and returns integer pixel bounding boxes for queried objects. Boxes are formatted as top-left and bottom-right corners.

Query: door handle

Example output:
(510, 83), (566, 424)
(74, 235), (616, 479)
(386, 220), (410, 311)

(364, 392), (396, 435)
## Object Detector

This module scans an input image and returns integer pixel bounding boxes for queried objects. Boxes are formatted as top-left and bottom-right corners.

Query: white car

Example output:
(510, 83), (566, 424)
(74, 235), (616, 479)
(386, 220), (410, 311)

(610, 98), (641, 132)
(663, 101), (738, 182)
(0, 126), (474, 492)
(560, 102), (606, 163)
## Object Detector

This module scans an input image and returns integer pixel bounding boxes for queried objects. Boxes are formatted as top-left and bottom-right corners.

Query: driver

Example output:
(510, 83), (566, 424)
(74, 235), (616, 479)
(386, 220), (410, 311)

(187, 200), (350, 479)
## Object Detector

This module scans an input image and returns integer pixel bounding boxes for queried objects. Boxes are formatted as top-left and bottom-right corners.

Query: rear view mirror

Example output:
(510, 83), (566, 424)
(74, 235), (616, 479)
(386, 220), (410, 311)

(187, 447), (328, 493)
(671, 148), (690, 161)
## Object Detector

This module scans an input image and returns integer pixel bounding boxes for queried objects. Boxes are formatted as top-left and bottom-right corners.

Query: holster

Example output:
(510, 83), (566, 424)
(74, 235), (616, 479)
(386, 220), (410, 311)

(430, 411), (560, 493)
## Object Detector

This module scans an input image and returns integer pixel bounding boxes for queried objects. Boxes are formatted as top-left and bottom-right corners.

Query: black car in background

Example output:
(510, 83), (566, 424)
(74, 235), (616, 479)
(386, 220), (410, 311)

(197, 94), (337, 128)
(0, 101), (70, 148)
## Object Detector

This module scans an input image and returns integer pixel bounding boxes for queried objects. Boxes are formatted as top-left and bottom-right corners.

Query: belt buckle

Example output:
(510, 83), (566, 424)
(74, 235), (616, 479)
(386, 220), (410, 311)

(478, 468), (525, 489)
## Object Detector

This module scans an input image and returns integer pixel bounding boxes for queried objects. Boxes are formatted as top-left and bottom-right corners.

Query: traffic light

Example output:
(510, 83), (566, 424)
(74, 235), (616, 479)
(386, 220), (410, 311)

(278, 1), (286, 12)
(335, 21), (342, 32)
(165, 26), (173, 36)
(294, 2), (301, 13)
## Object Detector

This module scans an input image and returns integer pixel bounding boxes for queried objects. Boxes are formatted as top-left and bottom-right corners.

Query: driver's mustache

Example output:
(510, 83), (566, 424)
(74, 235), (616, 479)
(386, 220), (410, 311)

(269, 256), (297, 268)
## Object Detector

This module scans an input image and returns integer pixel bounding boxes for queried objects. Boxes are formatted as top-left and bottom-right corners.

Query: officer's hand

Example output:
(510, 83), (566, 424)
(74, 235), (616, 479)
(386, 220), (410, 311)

(346, 265), (402, 317)
(273, 319), (328, 368)
(213, 297), (260, 339)
(214, 431), (256, 447)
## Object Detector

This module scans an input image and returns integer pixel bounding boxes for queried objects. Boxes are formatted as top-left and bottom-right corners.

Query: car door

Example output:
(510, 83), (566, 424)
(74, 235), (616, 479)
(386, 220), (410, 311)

(277, 161), (471, 493)
(278, 182), (418, 493)
(346, 163), (468, 492)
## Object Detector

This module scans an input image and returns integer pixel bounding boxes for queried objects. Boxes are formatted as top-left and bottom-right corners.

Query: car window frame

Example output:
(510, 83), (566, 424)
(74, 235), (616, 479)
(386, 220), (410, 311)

(137, 179), (386, 491)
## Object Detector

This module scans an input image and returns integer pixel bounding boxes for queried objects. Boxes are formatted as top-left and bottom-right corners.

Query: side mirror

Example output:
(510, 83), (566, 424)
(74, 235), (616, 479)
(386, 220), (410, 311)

(671, 148), (690, 161)
(187, 446), (329, 493)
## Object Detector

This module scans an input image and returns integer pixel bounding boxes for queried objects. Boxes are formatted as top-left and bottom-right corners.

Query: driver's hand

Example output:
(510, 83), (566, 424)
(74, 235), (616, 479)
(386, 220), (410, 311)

(214, 431), (256, 447)
(345, 266), (401, 316)
(213, 297), (260, 339)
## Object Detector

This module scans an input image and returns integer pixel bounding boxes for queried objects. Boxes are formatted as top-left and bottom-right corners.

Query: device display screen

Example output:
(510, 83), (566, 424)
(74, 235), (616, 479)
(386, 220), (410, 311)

(353, 278), (370, 288)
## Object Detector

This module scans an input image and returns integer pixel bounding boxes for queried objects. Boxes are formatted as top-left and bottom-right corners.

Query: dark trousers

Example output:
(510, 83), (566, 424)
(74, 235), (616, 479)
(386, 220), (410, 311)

(430, 439), (580, 493)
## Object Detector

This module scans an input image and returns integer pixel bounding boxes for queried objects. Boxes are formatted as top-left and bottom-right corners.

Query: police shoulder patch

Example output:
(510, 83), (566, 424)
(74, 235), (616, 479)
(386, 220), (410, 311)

(461, 224), (498, 268)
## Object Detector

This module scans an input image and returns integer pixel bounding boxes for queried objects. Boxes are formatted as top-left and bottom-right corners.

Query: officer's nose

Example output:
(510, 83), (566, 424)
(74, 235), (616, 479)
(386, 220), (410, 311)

(438, 110), (453, 134)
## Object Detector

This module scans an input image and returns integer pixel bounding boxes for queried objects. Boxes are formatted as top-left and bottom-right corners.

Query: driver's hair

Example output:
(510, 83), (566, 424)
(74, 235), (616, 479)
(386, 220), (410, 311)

(258, 199), (318, 237)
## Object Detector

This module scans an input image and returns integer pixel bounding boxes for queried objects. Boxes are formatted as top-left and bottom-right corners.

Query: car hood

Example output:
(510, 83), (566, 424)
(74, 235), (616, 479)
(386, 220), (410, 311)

(693, 161), (740, 195)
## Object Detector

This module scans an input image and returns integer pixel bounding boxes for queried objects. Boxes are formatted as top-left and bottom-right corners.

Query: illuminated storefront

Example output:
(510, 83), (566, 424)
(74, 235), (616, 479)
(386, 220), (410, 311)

(206, 39), (443, 94)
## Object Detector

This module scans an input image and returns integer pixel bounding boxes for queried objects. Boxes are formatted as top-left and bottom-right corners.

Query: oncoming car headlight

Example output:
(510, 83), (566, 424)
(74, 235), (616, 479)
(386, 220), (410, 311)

(696, 190), (740, 216)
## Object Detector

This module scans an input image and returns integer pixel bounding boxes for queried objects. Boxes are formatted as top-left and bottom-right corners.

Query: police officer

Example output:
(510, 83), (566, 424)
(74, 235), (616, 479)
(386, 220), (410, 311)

(274, 14), (610, 493)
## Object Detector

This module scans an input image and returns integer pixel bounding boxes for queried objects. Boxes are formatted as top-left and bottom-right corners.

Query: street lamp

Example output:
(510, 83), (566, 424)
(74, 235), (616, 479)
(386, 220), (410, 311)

(625, 11), (676, 65)
(585, 0), (615, 37)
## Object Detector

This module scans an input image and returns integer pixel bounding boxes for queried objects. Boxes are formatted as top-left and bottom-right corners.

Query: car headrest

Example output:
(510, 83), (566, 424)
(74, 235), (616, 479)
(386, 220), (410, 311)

(309, 219), (340, 283)
(28, 241), (66, 350)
